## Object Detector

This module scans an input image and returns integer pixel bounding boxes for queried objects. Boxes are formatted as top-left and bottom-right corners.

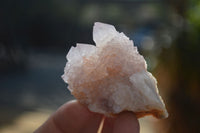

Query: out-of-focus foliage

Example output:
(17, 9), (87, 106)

(188, 0), (200, 30)
(157, 0), (200, 132)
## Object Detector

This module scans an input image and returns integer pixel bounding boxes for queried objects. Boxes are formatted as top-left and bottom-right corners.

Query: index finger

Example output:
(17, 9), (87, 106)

(35, 100), (103, 133)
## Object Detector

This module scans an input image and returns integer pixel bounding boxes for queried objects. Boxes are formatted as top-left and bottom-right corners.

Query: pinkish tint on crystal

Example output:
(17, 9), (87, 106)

(62, 22), (168, 119)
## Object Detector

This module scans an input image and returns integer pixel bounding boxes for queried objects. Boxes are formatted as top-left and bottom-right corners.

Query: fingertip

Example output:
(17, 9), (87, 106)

(114, 112), (140, 133)
(102, 112), (140, 133)
(53, 100), (103, 133)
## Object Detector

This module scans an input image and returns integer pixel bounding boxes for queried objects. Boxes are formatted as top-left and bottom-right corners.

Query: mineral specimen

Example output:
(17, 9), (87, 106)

(62, 22), (168, 119)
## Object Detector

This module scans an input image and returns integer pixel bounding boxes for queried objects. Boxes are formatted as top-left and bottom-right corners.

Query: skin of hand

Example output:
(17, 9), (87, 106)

(34, 100), (140, 133)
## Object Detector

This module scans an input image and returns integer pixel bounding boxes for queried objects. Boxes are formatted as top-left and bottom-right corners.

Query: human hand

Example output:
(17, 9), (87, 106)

(34, 100), (139, 133)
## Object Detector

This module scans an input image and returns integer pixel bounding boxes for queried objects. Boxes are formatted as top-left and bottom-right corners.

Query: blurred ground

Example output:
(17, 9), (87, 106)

(0, 109), (52, 133)
(0, 51), (74, 129)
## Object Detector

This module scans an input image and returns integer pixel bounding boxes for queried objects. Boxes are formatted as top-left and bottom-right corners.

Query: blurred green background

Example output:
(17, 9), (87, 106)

(0, 0), (200, 133)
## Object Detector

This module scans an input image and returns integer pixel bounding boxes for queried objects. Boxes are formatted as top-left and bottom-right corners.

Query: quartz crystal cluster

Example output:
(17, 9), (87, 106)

(62, 22), (168, 119)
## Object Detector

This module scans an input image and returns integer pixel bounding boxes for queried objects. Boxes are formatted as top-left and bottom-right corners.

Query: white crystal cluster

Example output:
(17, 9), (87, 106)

(62, 22), (168, 119)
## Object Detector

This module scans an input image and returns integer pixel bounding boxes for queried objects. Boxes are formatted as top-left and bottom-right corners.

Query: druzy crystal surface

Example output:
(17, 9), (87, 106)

(62, 22), (168, 119)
